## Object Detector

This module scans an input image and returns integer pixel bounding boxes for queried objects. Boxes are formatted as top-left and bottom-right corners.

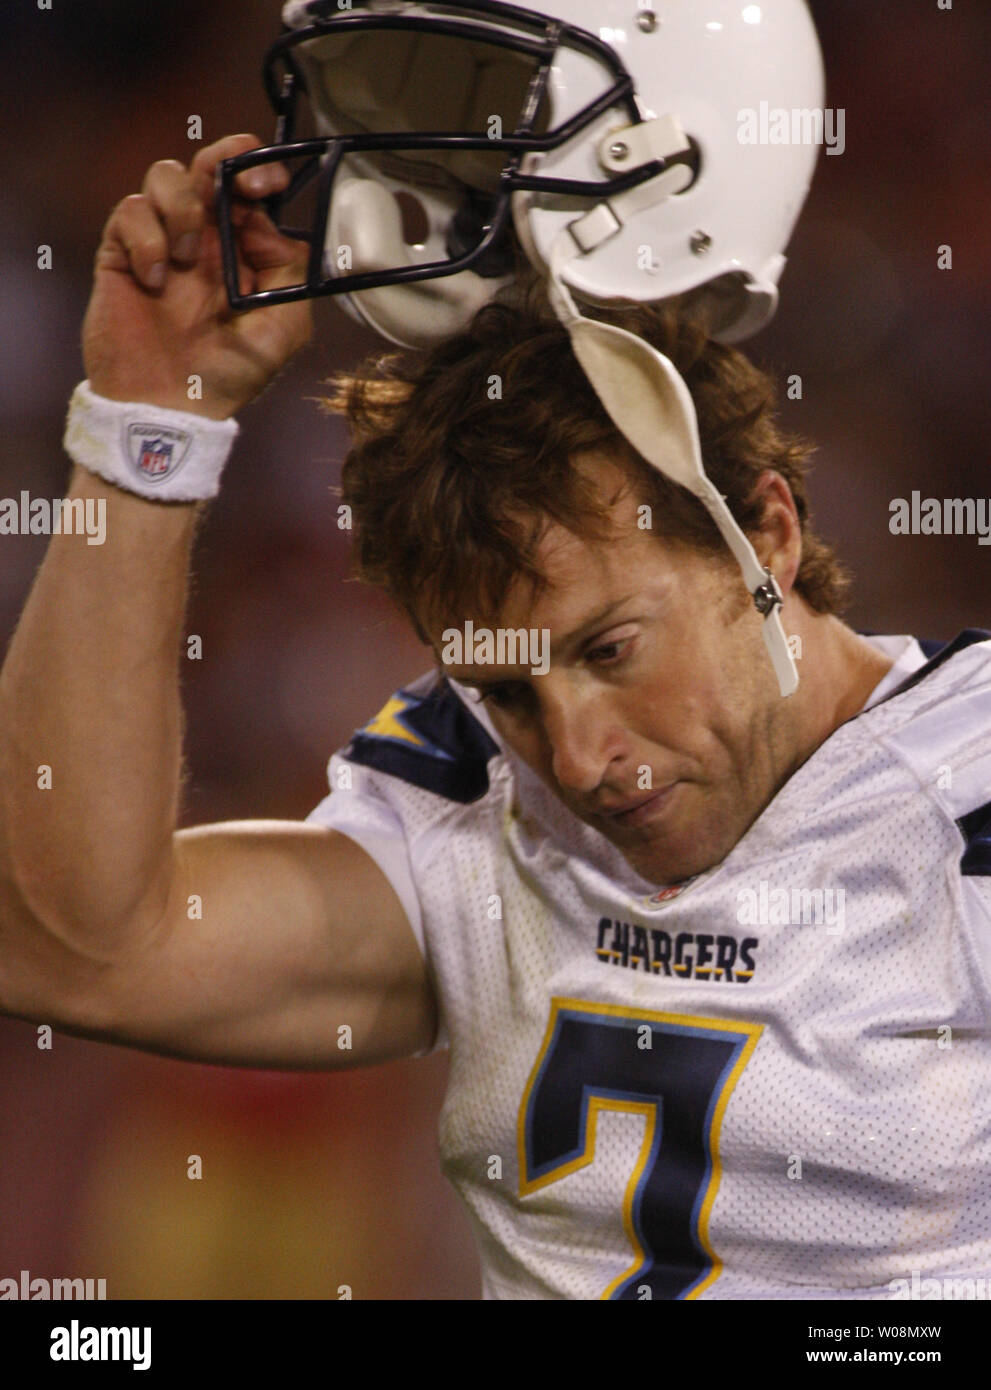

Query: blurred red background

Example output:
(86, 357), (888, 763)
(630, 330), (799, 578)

(1, 0), (989, 1299)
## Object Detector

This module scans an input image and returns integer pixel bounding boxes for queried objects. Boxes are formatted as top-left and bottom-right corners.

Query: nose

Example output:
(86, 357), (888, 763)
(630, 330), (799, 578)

(540, 685), (626, 796)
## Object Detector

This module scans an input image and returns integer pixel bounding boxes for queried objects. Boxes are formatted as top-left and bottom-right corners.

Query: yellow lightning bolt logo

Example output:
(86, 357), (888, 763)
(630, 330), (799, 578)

(361, 695), (425, 747)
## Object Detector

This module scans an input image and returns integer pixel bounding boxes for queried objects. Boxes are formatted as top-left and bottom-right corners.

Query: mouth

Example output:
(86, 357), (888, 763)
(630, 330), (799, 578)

(597, 783), (679, 830)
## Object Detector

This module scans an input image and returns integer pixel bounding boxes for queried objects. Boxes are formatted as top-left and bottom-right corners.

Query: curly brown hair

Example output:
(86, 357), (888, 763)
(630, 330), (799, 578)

(326, 279), (849, 635)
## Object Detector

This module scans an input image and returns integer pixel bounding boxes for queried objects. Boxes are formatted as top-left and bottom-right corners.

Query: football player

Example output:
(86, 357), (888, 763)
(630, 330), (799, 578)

(2, 0), (990, 1301)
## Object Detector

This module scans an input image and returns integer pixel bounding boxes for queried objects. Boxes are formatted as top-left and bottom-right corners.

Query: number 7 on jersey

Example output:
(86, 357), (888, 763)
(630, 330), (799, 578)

(517, 998), (763, 1299)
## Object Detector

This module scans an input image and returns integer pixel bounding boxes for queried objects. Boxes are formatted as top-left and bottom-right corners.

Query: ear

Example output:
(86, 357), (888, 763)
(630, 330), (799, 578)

(748, 470), (802, 598)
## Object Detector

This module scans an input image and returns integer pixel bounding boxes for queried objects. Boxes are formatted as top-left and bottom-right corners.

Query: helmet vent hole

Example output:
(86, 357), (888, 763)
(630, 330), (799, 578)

(394, 191), (430, 247)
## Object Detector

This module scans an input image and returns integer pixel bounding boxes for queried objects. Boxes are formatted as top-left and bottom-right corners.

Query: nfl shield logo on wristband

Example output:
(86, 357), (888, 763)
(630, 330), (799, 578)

(126, 422), (192, 484)
(138, 438), (172, 477)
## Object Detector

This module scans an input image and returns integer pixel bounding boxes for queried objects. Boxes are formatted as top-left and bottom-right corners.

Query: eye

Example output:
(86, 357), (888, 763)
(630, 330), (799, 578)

(585, 634), (634, 666)
(479, 683), (530, 709)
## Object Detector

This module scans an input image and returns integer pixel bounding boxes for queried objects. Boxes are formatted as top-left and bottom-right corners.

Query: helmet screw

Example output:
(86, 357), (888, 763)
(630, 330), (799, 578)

(636, 10), (659, 32)
(690, 230), (713, 255)
(608, 141), (630, 161)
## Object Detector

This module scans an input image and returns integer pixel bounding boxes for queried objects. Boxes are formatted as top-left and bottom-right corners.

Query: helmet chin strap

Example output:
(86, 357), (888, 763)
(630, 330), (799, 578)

(546, 234), (799, 699)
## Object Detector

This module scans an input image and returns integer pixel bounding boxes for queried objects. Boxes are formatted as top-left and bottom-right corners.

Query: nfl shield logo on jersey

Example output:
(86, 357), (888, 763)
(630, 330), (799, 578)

(126, 423), (192, 484)
(643, 877), (698, 908)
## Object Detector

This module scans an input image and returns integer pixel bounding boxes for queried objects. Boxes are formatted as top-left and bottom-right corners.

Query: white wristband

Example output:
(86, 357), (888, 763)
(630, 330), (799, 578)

(63, 381), (240, 501)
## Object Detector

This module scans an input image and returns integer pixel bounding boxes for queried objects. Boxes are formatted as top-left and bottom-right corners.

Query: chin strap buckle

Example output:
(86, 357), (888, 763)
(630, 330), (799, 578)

(752, 568), (785, 617)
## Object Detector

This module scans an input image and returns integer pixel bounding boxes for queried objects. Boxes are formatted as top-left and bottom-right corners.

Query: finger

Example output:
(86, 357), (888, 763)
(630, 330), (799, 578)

(238, 209), (310, 289)
(189, 132), (290, 211)
(141, 159), (204, 265)
(98, 193), (171, 291)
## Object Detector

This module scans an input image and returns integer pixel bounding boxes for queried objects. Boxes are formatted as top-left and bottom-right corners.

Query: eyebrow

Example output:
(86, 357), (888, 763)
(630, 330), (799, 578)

(446, 594), (639, 684)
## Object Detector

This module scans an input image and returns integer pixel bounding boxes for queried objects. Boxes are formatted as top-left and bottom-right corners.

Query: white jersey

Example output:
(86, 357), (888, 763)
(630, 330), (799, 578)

(307, 631), (991, 1300)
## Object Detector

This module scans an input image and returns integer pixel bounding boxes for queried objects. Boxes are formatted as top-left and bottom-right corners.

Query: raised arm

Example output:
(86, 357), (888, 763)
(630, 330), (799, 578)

(0, 136), (436, 1067)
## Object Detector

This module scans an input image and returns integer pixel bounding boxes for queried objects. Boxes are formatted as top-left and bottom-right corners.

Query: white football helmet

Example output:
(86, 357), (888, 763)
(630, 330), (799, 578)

(217, 0), (825, 348)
